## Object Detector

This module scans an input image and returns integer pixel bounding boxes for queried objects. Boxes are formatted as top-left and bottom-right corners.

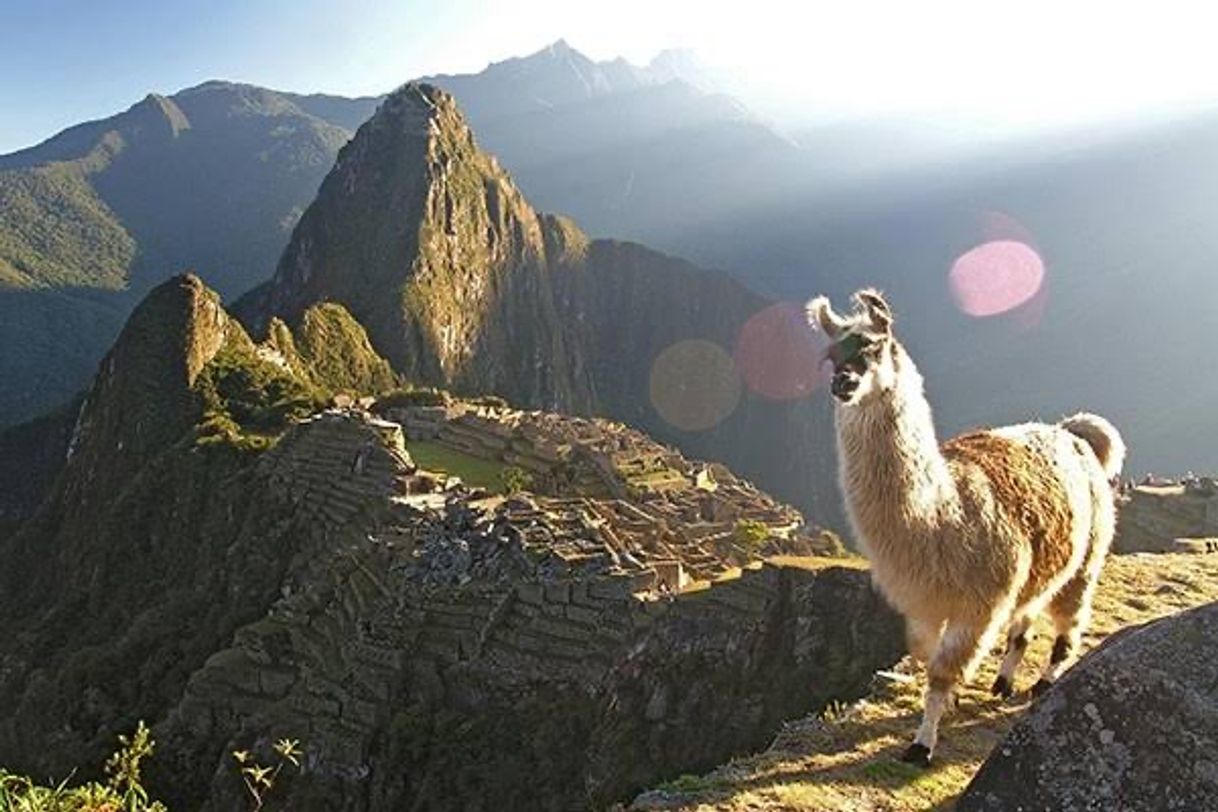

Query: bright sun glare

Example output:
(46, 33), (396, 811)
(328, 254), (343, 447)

(520, 0), (1218, 128)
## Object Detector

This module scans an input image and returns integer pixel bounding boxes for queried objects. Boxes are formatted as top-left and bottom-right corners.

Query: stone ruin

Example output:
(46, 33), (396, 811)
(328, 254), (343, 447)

(1115, 478), (1218, 555)
(148, 409), (901, 810)
(383, 400), (843, 586)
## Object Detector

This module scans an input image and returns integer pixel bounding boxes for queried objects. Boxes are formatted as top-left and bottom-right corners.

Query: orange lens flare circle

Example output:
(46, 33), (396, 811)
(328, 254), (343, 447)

(649, 339), (742, 432)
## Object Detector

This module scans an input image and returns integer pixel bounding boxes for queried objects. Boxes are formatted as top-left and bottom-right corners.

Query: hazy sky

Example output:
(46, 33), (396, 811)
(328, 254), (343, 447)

(3, 0), (1217, 153)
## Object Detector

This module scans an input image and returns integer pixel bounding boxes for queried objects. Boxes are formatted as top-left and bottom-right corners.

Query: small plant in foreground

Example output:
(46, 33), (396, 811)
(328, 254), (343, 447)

(0, 720), (166, 811)
(232, 738), (302, 811)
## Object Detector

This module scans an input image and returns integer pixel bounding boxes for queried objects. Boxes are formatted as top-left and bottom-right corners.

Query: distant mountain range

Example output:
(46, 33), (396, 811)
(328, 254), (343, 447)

(2, 38), (1216, 486)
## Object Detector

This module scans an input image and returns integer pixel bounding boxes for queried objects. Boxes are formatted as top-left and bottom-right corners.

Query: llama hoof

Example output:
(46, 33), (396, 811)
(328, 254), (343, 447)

(991, 675), (1014, 698)
(1030, 678), (1054, 698)
(900, 742), (932, 768)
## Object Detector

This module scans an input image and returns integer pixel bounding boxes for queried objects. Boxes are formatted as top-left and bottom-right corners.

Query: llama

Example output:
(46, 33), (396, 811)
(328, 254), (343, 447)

(807, 289), (1124, 767)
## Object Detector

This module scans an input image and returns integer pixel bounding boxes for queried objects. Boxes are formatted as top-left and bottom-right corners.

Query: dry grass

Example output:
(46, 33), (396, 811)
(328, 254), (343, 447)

(633, 553), (1218, 812)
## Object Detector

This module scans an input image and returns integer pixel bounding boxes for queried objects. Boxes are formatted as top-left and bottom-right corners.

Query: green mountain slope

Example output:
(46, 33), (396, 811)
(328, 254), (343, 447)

(0, 83), (361, 427)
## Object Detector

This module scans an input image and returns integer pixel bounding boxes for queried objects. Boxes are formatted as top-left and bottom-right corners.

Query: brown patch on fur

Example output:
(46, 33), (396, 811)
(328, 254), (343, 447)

(942, 432), (1075, 605)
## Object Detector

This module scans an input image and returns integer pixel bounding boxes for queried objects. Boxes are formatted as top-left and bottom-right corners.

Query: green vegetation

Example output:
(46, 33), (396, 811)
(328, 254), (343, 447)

(733, 519), (770, 548)
(291, 303), (398, 396)
(407, 440), (508, 491)
(0, 722), (167, 811)
(193, 334), (326, 453)
(0, 164), (135, 291)
(197, 343), (323, 434)
(500, 465), (534, 494)
(0, 726), (305, 812)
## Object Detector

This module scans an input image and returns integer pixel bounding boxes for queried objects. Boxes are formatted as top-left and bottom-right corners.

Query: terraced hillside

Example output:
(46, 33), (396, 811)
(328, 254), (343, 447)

(0, 275), (901, 811)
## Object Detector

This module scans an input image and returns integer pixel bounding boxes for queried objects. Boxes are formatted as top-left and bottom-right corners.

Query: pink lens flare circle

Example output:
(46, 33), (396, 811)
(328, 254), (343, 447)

(949, 240), (1046, 318)
(734, 302), (832, 401)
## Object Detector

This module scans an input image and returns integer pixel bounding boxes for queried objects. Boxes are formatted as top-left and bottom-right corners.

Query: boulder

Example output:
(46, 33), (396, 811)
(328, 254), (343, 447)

(959, 600), (1218, 811)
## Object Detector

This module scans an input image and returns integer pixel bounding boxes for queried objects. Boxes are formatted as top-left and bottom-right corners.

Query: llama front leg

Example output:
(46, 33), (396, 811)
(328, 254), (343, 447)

(905, 616), (943, 664)
(903, 619), (996, 767)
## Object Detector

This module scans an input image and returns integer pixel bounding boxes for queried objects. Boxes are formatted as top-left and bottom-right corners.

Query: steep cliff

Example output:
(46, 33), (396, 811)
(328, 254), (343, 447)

(241, 83), (840, 524)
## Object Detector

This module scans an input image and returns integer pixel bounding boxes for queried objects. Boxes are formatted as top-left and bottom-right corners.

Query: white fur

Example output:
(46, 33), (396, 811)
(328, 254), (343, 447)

(809, 291), (1123, 760)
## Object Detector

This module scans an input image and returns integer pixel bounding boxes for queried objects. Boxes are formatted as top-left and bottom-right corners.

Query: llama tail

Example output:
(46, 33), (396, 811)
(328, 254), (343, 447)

(1060, 412), (1125, 481)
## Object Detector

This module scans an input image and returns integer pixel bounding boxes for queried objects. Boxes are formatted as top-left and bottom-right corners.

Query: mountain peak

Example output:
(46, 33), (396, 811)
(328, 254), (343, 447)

(130, 92), (191, 136)
(64, 273), (231, 487)
(246, 79), (575, 396)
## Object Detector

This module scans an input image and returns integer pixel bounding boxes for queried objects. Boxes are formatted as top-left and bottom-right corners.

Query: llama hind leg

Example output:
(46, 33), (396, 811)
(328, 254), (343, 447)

(1033, 571), (1098, 695)
(991, 612), (1035, 698)
(903, 618), (999, 766)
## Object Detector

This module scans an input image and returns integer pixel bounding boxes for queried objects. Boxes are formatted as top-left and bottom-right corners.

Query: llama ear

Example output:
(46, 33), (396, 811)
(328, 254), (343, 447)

(854, 288), (893, 333)
(806, 295), (848, 337)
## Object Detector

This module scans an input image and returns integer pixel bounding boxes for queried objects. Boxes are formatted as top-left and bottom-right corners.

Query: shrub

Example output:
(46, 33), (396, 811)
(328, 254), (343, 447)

(500, 466), (535, 494)
(733, 519), (770, 548)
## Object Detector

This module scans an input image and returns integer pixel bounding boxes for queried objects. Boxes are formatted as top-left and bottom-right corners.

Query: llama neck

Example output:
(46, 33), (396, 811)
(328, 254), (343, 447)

(835, 346), (955, 541)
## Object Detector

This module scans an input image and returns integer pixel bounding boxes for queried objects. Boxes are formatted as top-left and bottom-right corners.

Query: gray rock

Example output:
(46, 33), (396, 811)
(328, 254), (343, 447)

(959, 600), (1218, 812)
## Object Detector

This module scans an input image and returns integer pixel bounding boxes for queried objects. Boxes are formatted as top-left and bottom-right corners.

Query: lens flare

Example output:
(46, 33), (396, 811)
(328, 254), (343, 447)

(949, 240), (1045, 318)
(649, 339), (742, 432)
(734, 302), (830, 400)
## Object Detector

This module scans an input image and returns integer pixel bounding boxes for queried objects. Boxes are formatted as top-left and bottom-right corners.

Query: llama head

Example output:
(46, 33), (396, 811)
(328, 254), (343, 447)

(806, 288), (898, 405)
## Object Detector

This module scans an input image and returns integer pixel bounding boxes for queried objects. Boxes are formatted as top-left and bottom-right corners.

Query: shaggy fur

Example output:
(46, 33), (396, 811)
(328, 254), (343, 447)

(808, 289), (1124, 764)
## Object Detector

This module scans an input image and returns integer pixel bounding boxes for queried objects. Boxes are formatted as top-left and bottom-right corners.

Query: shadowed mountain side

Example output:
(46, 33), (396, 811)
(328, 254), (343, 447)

(238, 83), (841, 525)
(0, 395), (78, 540)
(0, 274), (901, 810)
(0, 274), (396, 775)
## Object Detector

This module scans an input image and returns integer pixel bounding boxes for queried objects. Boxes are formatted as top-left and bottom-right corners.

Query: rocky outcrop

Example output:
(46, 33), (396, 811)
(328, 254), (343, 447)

(959, 600), (1218, 811)
(239, 82), (841, 525)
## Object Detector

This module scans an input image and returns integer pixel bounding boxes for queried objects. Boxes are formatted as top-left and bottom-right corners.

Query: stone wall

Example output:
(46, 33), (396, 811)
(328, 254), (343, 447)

(1115, 484), (1218, 553)
(161, 540), (901, 810)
